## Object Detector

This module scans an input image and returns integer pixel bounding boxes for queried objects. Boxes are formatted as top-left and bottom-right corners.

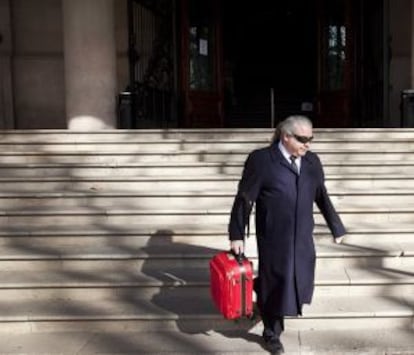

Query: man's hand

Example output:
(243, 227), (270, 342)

(230, 240), (244, 255)
(334, 236), (345, 244)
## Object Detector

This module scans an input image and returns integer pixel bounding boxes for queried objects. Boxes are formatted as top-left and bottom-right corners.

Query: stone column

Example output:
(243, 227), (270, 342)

(0, 0), (14, 129)
(62, 0), (117, 130)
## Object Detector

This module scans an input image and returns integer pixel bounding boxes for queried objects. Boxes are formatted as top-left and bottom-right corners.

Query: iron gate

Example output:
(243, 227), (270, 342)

(119, 0), (176, 128)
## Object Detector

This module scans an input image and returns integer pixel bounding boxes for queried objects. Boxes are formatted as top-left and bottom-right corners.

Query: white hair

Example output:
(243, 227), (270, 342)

(272, 115), (313, 142)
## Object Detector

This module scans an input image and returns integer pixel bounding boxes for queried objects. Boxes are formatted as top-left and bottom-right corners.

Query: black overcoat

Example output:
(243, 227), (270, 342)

(228, 142), (346, 317)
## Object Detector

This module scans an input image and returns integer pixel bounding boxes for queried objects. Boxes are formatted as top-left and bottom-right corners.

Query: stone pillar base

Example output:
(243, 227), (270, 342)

(63, 0), (117, 130)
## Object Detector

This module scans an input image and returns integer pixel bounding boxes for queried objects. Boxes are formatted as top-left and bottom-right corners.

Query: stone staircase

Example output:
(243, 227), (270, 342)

(0, 128), (413, 341)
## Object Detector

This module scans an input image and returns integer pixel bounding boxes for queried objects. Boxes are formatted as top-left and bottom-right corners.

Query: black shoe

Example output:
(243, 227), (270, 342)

(264, 336), (285, 354)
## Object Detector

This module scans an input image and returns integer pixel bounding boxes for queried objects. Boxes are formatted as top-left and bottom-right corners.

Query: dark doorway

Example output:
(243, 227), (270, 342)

(221, 0), (386, 128)
(124, 0), (387, 129)
(222, 0), (318, 128)
(355, 0), (386, 127)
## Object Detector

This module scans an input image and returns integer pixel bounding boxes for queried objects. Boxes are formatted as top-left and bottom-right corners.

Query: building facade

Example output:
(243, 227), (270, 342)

(0, 0), (412, 130)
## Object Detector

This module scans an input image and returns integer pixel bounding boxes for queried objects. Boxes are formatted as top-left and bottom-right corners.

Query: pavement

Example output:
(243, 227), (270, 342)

(1, 325), (413, 355)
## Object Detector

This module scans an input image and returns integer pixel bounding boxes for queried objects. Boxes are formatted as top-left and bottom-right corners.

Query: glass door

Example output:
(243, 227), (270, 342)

(179, 0), (223, 127)
(317, 0), (354, 127)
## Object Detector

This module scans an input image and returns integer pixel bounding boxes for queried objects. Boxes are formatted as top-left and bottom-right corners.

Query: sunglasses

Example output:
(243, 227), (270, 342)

(292, 134), (314, 144)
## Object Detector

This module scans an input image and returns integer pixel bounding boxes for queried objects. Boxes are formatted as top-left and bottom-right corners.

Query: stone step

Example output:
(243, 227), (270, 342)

(0, 236), (411, 270)
(0, 129), (412, 338)
(0, 128), (412, 142)
(0, 231), (411, 251)
(0, 237), (410, 262)
(0, 209), (413, 231)
(0, 164), (412, 180)
(1, 221), (413, 240)
(1, 162), (414, 177)
(0, 286), (411, 321)
(1, 328), (413, 354)
(0, 263), (412, 297)
(1, 139), (414, 154)
(0, 191), (413, 210)
(0, 258), (414, 276)
(0, 127), (413, 142)
(1, 175), (414, 192)
(0, 292), (411, 332)
(0, 150), (413, 165)
(1, 221), (412, 235)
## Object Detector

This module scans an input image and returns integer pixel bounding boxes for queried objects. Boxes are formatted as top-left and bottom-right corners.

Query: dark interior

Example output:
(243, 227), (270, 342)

(222, 0), (318, 127)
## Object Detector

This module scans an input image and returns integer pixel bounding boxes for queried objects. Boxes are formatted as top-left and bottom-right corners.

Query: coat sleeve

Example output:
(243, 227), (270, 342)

(314, 155), (347, 239)
(228, 151), (263, 241)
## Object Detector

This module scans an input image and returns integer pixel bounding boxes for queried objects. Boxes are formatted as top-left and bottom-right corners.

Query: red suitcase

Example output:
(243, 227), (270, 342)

(209, 251), (254, 320)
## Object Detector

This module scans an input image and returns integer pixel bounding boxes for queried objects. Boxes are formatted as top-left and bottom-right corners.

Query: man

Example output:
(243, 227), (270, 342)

(228, 115), (346, 354)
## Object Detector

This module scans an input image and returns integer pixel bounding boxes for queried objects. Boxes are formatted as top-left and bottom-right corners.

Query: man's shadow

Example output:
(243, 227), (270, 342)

(141, 229), (265, 348)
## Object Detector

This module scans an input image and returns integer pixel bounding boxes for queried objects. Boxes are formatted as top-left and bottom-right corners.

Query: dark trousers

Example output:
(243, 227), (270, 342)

(262, 313), (285, 340)
(254, 278), (285, 339)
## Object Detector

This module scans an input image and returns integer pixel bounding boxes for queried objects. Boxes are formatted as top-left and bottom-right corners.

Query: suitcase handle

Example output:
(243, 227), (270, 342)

(230, 249), (246, 265)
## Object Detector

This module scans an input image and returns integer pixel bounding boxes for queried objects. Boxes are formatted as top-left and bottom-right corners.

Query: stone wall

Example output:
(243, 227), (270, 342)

(12, 0), (65, 128)
(9, 0), (127, 129)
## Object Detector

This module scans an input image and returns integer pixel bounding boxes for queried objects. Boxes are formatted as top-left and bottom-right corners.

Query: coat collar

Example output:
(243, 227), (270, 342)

(269, 141), (313, 177)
